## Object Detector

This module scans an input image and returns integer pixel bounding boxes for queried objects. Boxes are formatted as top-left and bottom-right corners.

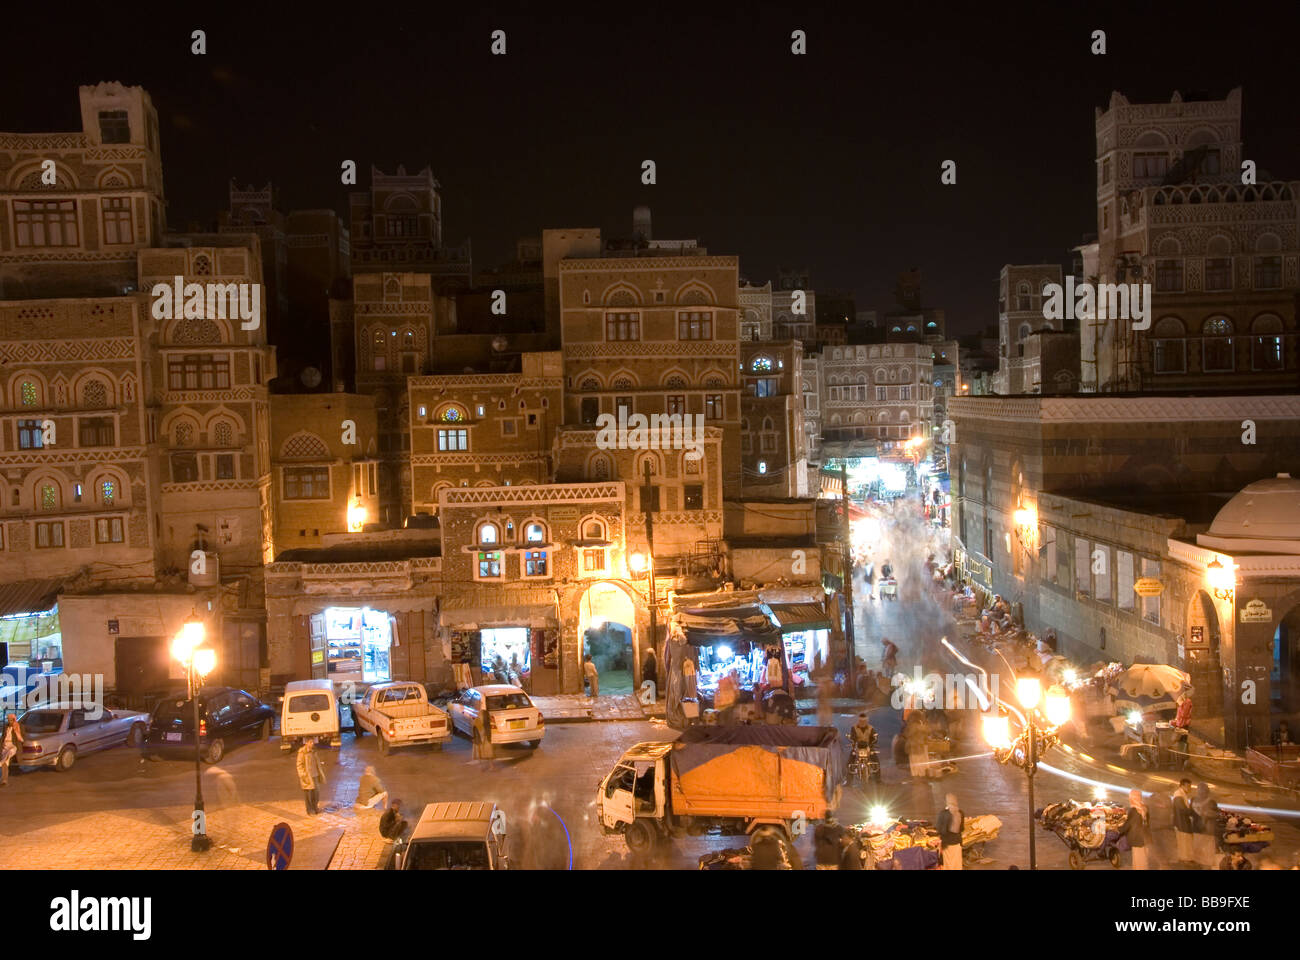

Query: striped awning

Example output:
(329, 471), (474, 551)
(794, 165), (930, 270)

(0, 579), (62, 619)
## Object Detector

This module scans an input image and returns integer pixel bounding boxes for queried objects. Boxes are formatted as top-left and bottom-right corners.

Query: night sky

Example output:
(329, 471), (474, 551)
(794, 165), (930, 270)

(6, 2), (1299, 334)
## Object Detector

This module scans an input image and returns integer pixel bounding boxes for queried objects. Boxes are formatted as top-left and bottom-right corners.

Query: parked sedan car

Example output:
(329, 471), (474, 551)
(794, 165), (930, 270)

(142, 686), (275, 763)
(447, 685), (544, 748)
(17, 703), (150, 772)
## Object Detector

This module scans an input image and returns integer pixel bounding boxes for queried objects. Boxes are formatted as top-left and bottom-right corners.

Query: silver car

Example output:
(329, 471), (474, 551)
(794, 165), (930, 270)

(17, 703), (150, 772)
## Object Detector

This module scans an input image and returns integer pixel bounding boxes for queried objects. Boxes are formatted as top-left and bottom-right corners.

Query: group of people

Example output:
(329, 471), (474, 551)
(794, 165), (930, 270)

(295, 738), (409, 841)
(1169, 779), (1222, 868)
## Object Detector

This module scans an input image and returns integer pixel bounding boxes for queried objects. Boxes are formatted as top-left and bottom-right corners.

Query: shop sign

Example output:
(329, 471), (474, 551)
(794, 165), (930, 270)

(1240, 599), (1272, 624)
(311, 649), (324, 665)
(1133, 578), (1164, 597)
(551, 507), (579, 523)
(1189, 626), (1204, 645)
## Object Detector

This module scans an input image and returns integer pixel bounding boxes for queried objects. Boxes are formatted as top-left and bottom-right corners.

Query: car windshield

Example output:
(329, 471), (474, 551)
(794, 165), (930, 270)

(404, 840), (491, 870)
(288, 694), (330, 712)
(19, 710), (64, 734)
(152, 698), (197, 725)
(486, 694), (531, 711)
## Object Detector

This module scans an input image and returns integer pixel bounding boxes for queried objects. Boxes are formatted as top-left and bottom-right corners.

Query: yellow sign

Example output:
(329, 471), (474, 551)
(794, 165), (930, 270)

(1133, 578), (1164, 597)
(311, 649), (325, 665)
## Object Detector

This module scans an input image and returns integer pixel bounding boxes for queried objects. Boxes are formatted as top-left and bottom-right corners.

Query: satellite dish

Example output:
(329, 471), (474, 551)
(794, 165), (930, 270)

(300, 366), (322, 388)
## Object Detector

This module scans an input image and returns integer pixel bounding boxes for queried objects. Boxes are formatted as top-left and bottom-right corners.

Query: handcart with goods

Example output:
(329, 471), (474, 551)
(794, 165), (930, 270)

(1217, 812), (1273, 870)
(879, 577), (898, 601)
(1036, 799), (1127, 870)
(849, 813), (1000, 869)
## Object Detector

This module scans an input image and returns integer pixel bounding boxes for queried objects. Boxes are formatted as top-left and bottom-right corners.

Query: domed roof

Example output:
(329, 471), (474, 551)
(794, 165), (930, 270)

(1206, 474), (1300, 543)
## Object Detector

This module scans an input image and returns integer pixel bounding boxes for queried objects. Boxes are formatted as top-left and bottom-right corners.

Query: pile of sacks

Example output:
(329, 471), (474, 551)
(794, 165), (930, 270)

(1037, 799), (1127, 845)
(1221, 813), (1273, 846)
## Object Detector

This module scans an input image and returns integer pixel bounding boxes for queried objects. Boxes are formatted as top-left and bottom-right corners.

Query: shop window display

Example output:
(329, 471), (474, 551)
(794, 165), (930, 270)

(324, 606), (392, 683)
(480, 627), (531, 690)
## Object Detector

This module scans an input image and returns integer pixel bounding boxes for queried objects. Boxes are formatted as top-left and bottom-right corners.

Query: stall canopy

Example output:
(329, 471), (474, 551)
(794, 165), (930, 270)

(0, 579), (62, 619)
(767, 603), (830, 633)
(676, 605), (781, 647)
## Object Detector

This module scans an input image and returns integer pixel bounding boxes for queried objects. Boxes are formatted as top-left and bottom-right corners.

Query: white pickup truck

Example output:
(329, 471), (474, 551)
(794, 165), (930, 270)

(351, 681), (451, 755)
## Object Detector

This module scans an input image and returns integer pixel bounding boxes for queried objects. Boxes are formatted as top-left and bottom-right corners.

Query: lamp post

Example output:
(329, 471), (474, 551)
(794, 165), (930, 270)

(983, 678), (1071, 870)
(172, 612), (216, 853)
(1206, 558), (1236, 602)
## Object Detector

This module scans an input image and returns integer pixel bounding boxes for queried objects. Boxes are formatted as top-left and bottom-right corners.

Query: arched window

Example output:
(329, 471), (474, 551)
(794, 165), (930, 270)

(1251, 314), (1284, 371)
(1152, 317), (1186, 374)
(589, 454), (611, 480)
(580, 377), (600, 391)
(21, 381), (38, 407)
(583, 519), (605, 540)
(439, 406), (464, 423)
(101, 479), (116, 505)
(40, 481), (60, 511)
(477, 522), (499, 545)
(1201, 316), (1235, 372)
(751, 356), (773, 372)
(173, 421), (194, 446)
(403, 330), (415, 348)
(192, 254), (212, 276)
(525, 522), (546, 543)
(1018, 324), (1031, 341)
(213, 421), (234, 446)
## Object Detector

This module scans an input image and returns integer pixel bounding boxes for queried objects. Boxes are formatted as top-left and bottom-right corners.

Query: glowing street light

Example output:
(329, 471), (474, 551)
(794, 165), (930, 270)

(982, 713), (1011, 749)
(1044, 686), (1072, 727)
(1016, 676), (1041, 710)
(347, 497), (367, 533)
(172, 611), (215, 853)
(629, 552), (647, 574)
(1206, 558), (1236, 602)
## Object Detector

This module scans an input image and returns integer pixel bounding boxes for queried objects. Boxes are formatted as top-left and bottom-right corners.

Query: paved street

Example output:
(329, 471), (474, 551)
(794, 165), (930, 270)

(5, 508), (1299, 870)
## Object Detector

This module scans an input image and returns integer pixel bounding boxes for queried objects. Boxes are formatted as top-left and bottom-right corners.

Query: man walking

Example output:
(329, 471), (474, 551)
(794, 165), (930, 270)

(296, 737), (326, 815)
(1171, 779), (1195, 865)
(0, 713), (22, 786)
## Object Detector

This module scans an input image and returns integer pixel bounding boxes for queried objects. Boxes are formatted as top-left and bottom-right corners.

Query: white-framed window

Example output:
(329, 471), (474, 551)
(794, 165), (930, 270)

(477, 551), (502, 578)
(438, 428), (468, 451)
(1117, 551), (1135, 611)
(477, 522), (499, 545)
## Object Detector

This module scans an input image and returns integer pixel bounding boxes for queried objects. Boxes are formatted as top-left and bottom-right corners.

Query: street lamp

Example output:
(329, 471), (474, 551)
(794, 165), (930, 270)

(983, 680), (1071, 870)
(347, 497), (367, 533)
(173, 611), (216, 853)
(1206, 558), (1236, 602)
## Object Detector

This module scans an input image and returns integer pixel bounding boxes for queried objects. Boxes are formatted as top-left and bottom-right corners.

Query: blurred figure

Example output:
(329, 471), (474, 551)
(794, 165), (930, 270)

(1117, 789), (1150, 870)
(937, 793), (964, 870)
(0, 713), (23, 786)
(1192, 783), (1219, 869)
(355, 765), (388, 810)
(1171, 779), (1195, 864)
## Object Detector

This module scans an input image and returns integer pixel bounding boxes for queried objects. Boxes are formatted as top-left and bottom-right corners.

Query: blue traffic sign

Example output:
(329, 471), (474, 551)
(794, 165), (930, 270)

(267, 822), (294, 870)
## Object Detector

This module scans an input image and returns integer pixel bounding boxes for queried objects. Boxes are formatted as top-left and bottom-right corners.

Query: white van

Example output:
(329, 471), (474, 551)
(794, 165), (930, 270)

(280, 679), (342, 749)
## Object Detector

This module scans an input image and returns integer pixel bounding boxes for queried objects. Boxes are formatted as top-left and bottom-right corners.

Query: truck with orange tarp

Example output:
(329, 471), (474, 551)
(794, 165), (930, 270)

(596, 725), (844, 853)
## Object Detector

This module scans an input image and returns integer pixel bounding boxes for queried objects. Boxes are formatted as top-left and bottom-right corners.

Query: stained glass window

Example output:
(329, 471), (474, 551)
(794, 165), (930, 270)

(102, 481), (115, 505)
(41, 484), (56, 510)
(21, 382), (37, 406)
(751, 356), (773, 372)
(441, 407), (462, 422)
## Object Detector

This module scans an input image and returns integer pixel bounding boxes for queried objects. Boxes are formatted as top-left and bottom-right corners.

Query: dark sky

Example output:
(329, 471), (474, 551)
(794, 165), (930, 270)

(7, 2), (1300, 334)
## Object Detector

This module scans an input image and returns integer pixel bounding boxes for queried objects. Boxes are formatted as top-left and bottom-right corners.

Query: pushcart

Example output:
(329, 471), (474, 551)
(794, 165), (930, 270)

(879, 577), (898, 601)
(1218, 815), (1273, 870)
(1043, 823), (1123, 870)
(960, 814), (1001, 864)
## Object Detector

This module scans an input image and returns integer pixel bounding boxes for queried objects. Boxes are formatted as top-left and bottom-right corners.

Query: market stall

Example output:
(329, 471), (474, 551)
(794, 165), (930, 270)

(767, 602), (831, 690)
(675, 604), (783, 719)
(847, 813), (1001, 869)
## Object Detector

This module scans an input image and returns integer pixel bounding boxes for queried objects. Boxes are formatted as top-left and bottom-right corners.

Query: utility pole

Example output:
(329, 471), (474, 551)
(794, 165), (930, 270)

(642, 460), (658, 671)
(840, 462), (856, 698)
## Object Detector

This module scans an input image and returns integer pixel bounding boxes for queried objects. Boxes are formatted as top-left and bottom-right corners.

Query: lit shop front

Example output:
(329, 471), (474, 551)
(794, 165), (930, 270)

(443, 605), (559, 695)
(768, 603), (832, 689)
(320, 606), (394, 684)
(677, 605), (783, 708)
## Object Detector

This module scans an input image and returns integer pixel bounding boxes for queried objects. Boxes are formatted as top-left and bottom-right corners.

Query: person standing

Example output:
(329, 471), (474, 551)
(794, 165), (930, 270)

(904, 714), (930, 779)
(0, 713), (23, 786)
(840, 830), (867, 870)
(1117, 789), (1150, 870)
(937, 793), (965, 870)
(764, 646), (786, 694)
(813, 817), (846, 870)
(583, 654), (600, 699)
(642, 645), (658, 696)
(714, 667), (738, 724)
(681, 654), (697, 700)
(296, 737), (326, 815)
(1171, 779), (1195, 865)
(1191, 782), (1220, 869)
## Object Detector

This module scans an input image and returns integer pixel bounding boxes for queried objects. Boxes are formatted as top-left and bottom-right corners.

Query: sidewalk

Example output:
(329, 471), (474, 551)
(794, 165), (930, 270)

(531, 693), (646, 722)
(0, 799), (392, 870)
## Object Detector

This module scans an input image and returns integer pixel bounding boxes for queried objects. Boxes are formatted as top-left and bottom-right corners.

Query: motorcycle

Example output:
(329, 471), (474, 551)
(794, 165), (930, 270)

(848, 741), (882, 787)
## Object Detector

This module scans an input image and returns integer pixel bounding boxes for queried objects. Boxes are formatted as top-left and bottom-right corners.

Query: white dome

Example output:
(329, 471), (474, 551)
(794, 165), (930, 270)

(1206, 474), (1300, 542)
